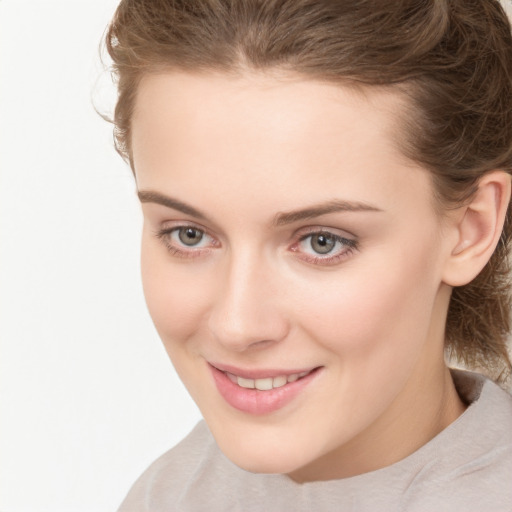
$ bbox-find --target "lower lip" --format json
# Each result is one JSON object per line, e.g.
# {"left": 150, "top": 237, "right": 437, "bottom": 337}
{"left": 209, "top": 365, "right": 321, "bottom": 415}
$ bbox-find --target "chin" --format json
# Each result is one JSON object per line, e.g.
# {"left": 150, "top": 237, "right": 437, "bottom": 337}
{"left": 231, "top": 453, "right": 304, "bottom": 476}
{"left": 213, "top": 431, "right": 311, "bottom": 476}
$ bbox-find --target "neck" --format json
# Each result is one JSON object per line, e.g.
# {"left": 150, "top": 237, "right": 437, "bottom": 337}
{"left": 289, "top": 285, "right": 467, "bottom": 483}
{"left": 289, "top": 359, "right": 467, "bottom": 483}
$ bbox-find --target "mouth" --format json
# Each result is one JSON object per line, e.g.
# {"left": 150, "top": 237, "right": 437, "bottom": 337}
{"left": 224, "top": 369, "right": 313, "bottom": 390}
{"left": 208, "top": 363, "right": 322, "bottom": 415}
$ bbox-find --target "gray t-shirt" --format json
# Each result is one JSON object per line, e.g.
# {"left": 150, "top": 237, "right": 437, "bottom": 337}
{"left": 118, "top": 370, "right": 512, "bottom": 511}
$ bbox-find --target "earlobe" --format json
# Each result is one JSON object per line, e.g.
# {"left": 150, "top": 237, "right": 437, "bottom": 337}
{"left": 442, "top": 171, "right": 511, "bottom": 287}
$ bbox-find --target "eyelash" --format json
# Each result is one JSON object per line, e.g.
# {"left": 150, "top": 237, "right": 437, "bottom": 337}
{"left": 154, "top": 226, "right": 358, "bottom": 265}
{"left": 155, "top": 225, "right": 217, "bottom": 259}
{"left": 292, "top": 230, "right": 358, "bottom": 265}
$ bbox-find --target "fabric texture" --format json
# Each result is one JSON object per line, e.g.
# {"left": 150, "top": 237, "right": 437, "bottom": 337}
{"left": 117, "top": 370, "right": 512, "bottom": 512}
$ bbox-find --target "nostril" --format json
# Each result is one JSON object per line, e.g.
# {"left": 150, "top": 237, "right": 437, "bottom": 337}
{"left": 207, "top": 309, "right": 289, "bottom": 351}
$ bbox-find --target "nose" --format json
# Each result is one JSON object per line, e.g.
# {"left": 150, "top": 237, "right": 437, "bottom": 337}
{"left": 207, "top": 249, "right": 290, "bottom": 352}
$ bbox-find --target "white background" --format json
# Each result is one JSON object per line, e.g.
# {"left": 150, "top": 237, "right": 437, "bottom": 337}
{"left": 0, "top": 1, "right": 201, "bottom": 511}
{"left": 2, "top": 1, "right": 512, "bottom": 511}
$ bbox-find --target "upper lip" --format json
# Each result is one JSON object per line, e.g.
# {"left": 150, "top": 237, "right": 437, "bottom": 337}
{"left": 209, "top": 362, "right": 320, "bottom": 380}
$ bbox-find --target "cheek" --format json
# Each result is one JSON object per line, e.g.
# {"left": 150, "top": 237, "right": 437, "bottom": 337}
{"left": 296, "top": 240, "right": 441, "bottom": 364}
{"left": 140, "top": 231, "right": 211, "bottom": 346}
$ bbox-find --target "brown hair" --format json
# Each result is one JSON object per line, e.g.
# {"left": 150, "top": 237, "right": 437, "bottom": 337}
{"left": 104, "top": 0, "right": 512, "bottom": 383}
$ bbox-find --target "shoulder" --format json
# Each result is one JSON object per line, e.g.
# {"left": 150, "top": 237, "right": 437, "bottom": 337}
{"left": 116, "top": 372, "right": 512, "bottom": 512}
{"left": 403, "top": 371, "right": 512, "bottom": 511}
{"left": 117, "top": 420, "right": 295, "bottom": 512}
{"left": 117, "top": 421, "right": 219, "bottom": 512}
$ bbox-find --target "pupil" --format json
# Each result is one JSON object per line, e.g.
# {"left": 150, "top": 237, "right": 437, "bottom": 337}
{"left": 311, "top": 234, "right": 335, "bottom": 254}
{"left": 179, "top": 228, "right": 203, "bottom": 246}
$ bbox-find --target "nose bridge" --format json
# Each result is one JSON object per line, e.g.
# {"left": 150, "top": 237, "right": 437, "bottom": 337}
{"left": 207, "top": 245, "right": 288, "bottom": 350}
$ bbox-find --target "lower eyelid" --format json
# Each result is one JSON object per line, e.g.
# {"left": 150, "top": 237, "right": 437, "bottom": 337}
{"left": 155, "top": 226, "right": 219, "bottom": 257}
{"left": 299, "top": 246, "right": 356, "bottom": 266}
{"left": 159, "top": 238, "right": 212, "bottom": 259}
{"left": 168, "top": 245, "right": 209, "bottom": 258}
{"left": 292, "top": 233, "right": 358, "bottom": 264}
{"left": 155, "top": 227, "right": 356, "bottom": 263}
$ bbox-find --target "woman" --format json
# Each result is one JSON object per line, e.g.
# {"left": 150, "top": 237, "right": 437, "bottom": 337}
{"left": 104, "top": 1, "right": 512, "bottom": 510}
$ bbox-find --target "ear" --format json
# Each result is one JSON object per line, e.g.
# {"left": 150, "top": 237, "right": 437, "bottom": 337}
{"left": 442, "top": 171, "right": 511, "bottom": 287}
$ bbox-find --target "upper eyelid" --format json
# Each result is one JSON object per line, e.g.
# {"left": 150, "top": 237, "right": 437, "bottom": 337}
{"left": 156, "top": 222, "right": 357, "bottom": 246}
{"left": 159, "top": 219, "right": 211, "bottom": 232}
{"left": 158, "top": 222, "right": 216, "bottom": 240}
{"left": 294, "top": 225, "right": 357, "bottom": 241}
{"left": 143, "top": 203, "right": 225, "bottom": 234}
{"left": 298, "top": 233, "right": 353, "bottom": 246}
{"left": 159, "top": 225, "right": 213, "bottom": 240}
{"left": 296, "top": 232, "right": 357, "bottom": 250}
{"left": 298, "top": 229, "right": 351, "bottom": 239}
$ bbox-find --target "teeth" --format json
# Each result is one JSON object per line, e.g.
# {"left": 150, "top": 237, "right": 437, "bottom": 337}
{"left": 237, "top": 376, "right": 255, "bottom": 389}
{"left": 229, "top": 370, "right": 312, "bottom": 390}
{"left": 226, "top": 372, "right": 238, "bottom": 384}
{"left": 273, "top": 376, "right": 287, "bottom": 388}
{"left": 255, "top": 378, "right": 273, "bottom": 391}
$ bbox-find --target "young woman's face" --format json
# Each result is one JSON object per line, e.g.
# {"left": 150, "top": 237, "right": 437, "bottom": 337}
{"left": 132, "top": 72, "right": 457, "bottom": 481}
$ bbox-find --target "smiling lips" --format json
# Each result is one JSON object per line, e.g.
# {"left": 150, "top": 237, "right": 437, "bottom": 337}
{"left": 209, "top": 364, "right": 321, "bottom": 415}
{"left": 225, "top": 370, "right": 312, "bottom": 390}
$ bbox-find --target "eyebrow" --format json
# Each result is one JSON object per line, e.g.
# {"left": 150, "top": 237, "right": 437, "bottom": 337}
{"left": 273, "top": 200, "right": 382, "bottom": 226}
{"left": 138, "top": 190, "right": 207, "bottom": 219}
{"left": 138, "top": 190, "right": 382, "bottom": 226}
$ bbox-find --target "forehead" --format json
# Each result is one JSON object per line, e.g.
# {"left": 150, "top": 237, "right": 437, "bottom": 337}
{"left": 132, "top": 71, "right": 404, "bottom": 162}
{"left": 131, "top": 71, "right": 432, "bottom": 216}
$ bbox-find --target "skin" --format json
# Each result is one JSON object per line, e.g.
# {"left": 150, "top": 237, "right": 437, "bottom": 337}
{"left": 131, "top": 71, "right": 472, "bottom": 483}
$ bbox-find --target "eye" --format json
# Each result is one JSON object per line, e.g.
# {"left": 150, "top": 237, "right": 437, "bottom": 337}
{"left": 308, "top": 233, "right": 338, "bottom": 254}
{"left": 177, "top": 227, "right": 205, "bottom": 246}
{"left": 292, "top": 230, "right": 358, "bottom": 265}
{"left": 155, "top": 225, "right": 218, "bottom": 257}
